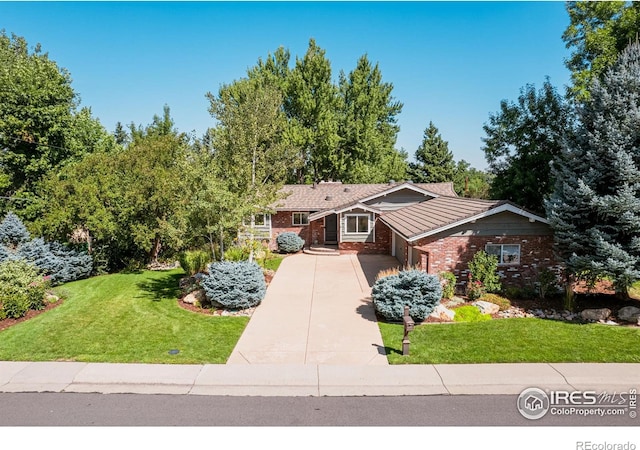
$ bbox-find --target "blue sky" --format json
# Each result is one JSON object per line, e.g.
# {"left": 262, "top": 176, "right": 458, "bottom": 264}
{"left": 1, "top": 1, "right": 572, "bottom": 170}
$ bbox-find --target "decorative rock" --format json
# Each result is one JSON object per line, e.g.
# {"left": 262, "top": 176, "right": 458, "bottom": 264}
{"left": 580, "top": 308, "right": 611, "bottom": 322}
{"left": 472, "top": 300, "right": 500, "bottom": 315}
{"left": 430, "top": 304, "right": 455, "bottom": 321}
{"left": 600, "top": 320, "right": 619, "bottom": 326}
{"left": 617, "top": 306, "right": 640, "bottom": 323}
{"left": 182, "top": 289, "right": 205, "bottom": 305}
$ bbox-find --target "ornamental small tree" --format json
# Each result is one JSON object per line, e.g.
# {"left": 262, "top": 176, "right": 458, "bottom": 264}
{"left": 372, "top": 269, "right": 442, "bottom": 322}
{"left": 201, "top": 261, "right": 266, "bottom": 309}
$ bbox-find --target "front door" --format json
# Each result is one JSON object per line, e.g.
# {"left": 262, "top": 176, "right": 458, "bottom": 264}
{"left": 324, "top": 214, "right": 338, "bottom": 244}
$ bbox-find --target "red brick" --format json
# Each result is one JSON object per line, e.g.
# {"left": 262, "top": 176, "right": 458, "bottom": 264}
{"left": 412, "top": 234, "right": 561, "bottom": 289}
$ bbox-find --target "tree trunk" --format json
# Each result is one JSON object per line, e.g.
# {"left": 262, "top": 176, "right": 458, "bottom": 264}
{"left": 149, "top": 236, "right": 162, "bottom": 264}
{"left": 219, "top": 226, "right": 225, "bottom": 261}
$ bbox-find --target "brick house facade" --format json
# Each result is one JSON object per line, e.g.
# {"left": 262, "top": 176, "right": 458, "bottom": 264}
{"left": 252, "top": 182, "right": 559, "bottom": 289}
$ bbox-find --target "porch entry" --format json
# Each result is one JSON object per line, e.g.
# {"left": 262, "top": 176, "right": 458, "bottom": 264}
{"left": 324, "top": 213, "right": 338, "bottom": 244}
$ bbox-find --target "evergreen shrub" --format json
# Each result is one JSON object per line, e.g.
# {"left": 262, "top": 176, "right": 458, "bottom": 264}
{"left": 179, "top": 250, "right": 211, "bottom": 275}
{"left": 276, "top": 232, "right": 304, "bottom": 253}
{"left": 0, "top": 213, "right": 92, "bottom": 284}
{"left": 372, "top": 269, "right": 442, "bottom": 322}
{"left": 201, "top": 261, "right": 266, "bottom": 309}
{"left": 0, "top": 212, "right": 31, "bottom": 248}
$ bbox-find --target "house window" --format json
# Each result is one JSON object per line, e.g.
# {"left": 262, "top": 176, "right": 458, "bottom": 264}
{"left": 243, "top": 214, "right": 270, "bottom": 227}
{"left": 292, "top": 212, "right": 309, "bottom": 226}
{"left": 486, "top": 244, "right": 520, "bottom": 265}
{"left": 345, "top": 214, "right": 370, "bottom": 234}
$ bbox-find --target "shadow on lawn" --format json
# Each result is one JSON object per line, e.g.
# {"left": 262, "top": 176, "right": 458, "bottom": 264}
{"left": 136, "top": 272, "right": 183, "bottom": 302}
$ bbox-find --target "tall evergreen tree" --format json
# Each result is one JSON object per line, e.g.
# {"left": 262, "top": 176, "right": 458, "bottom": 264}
{"left": 408, "top": 122, "right": 455, "bottom": 183}
{"left": 546, "top": 40, "right": 640, "bottom": 296}
{"left": 286, "top": 39, "right": 341, "bottom": 182}
{"left": 338, "top": 55, "right": 406, "bottom": 183}
{"left": 482, "top": 80, "right": 571, "bottom": 214}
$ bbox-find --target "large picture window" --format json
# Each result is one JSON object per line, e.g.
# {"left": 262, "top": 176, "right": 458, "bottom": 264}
{"left": 486, "top": 244, "right": 520, "bottom": 265}
{"left": 345, "top": 214, "right": 370, "bottom": 234}
{"left": 292, "top": 212, "right": 309, "bottom": 226}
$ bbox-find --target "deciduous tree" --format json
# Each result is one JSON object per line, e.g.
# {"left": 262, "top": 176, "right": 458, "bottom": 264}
{"left": 563, "top": 1, "right": 640, "bottom": 100}
{"left": 482, "top": 80, "right": 571, "bottom": 213}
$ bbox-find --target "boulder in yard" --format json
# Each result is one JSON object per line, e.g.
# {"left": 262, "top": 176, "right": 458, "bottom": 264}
{"left": 617, "top": 306, "right": 640, "bottom": 323}
{"left": 472, "top": 300, "right": 499, "bottom": 315}
{"left": 429, "top": 304, "right": 455, "bottom": 321}
{"left": 182, "top": 289, "right": 205, "bottom": 305}
{"left": 580, "top": 308, "right": 611, "bottom": 322}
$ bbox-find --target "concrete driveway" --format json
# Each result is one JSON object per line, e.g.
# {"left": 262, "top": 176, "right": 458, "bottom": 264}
{"left": 227, "top": 253, "right": 400, "bottom": 365}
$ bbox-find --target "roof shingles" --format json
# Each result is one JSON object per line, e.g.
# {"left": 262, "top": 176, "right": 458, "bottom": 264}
{"left": 274, "top": 182, "right": 457, "bottom": 211}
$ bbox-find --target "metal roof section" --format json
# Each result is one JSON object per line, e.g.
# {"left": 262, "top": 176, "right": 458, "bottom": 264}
{"left": 380, "top": 197, "right": 549, "bottom": 242}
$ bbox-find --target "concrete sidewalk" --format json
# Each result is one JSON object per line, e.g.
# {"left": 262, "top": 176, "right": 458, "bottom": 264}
{"left": 227, "top": 253, "right": 398, "bottom": 365}
{"left": 1, "top": 361, "right": 639, "bottom": 396}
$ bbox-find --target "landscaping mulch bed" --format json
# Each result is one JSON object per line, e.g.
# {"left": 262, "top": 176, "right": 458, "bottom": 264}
{"left": 0, "top": 300, "right": 63, "bottom": 332}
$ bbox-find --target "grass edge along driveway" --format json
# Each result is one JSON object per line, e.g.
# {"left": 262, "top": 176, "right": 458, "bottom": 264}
{"left": 380, "top": 318, "right": 640, "bottom": 364}
{"left": 0, "top": 269, "right": 248, "bottom": 364}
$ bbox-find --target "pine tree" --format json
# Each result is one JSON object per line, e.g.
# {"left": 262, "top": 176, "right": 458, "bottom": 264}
{"left": 408, "top": 122, "right": 455, "bottom": 183}
{"left": 0, "top": 212, "right": 31, "bottom": 248}
{"left": 546, "top": 40, "right": 640, "bottom": 296}
{"left": 338, "top": 55, "right": 406, "bottom": 183}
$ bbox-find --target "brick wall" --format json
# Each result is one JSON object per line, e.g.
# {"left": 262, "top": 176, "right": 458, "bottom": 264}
{"left": 270, "top": 212, "right": 309, "bottom": 250}
{"left": 339, "top": 219, "right": 392, "bottom": 254}
{"left": 413, "top": 234, "right": 561, "bottom": 289}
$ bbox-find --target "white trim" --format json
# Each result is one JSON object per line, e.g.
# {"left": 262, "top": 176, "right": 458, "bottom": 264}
{"left": 344, "top": 213, "right": 371, "bottom": 234}
{"left": 391, "top": 232, "right": 396, "bottom": 257}
{"left": 334, "top": 202, "right": 382, "bottom": 215}
{"left": 403, "top": 203, "right": 549, "bottom": 243}
{"left": 486, "top": 243, "right": 521, "bottom": 265}
{"left": 309, "top": 209, "right": 336, "bottom": 221}
{"left": 357, "top": 183, "right": 439, "bottom": 204}
{"left": 291, "top": 212, "right": 310, "bottom": 226}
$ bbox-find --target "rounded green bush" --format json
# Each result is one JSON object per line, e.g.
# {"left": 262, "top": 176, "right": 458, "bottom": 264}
{"left": 201, "top": 261, "right": 266, "bottom": 309}
{"left": 453, "top": 305, "right": 492, "bottom": 323}
{"left": 372, "top": 270, "right": 442, "bottom": 322}
{"left": 276, "top": 232, "right": 304, "bottom": 253}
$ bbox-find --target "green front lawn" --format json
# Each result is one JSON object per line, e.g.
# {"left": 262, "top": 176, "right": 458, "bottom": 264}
{"left": 0, "top": 269, "right": 248, "bottom": 364}
{"left": 380, "top": 318, "right": 640, "bottom": 364}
